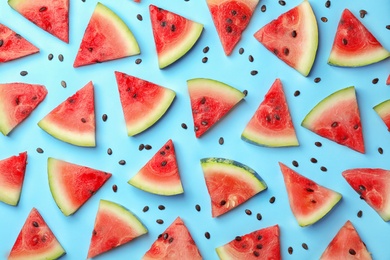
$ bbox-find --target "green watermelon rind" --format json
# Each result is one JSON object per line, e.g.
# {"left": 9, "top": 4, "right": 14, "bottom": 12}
{"left": 241, "top": 132, "right": 299, "bottom": 147}
{"left": 128, "top": 174, "right": 184, "bottom": 196}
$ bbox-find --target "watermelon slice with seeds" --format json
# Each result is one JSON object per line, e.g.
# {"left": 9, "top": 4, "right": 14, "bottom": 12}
{"left": 0, "top": 152, "right": 27, "bottom": 206}
{"left": 47, "top": 157, "right": 112, "bottom": 216}
{"left": 73, "top": 2, "right": 140, "bottom": 67}
{"left": 279, "top": 162, "right": 342, "bottom": 227}
{"left": 254, "top": 1, "right": 318, "bottom": 76}
{"left": 149, "top": 4, "right": 203, "bottom": 69}
{"left": 8, "top": 0, "right": 69, "bottom": 43}
{"left": 206, "top": 0, "right": 259, "bottom": 56}
{"left": 201, "top": 158, "right": 267, "bottom": 218}
{"left": 114, "top": 71, "right": 176, "bottom": 136}
{"left": 8, "top": 208, "right": 66, "bottom": 260}
{"left": 328, "top": 9, "right": 390, "bottom": 67}
{"left": 87, "top": 199, "right": 148, "bottom": 258}
{"left": 128, "top": 139, "right": 183, "bottom": 196}
{"left": 301, "top": 86, "right": 365, "bottom": 153}
{"left": 373, "top": 99, "right": 390, "bottom": 131}
{"left": 187, "top": 78, "right": 245, "bottom": 138}
{"left": 38, "top": 81, "right": 96, "bottom": 147}
{"left": 241, "top": 78, "right": 299, "bottom": 147}
{"left": 0, "top": 83, "right": 47, "bottom": 136}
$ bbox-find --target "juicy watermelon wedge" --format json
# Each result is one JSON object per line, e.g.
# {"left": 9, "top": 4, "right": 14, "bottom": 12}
{"left": 87, "top": 200, "right": 148, "bottom": 259}
{"left": 0, "top": 152, "right": 27, "bottom": 206}
{"left": 38, "top": 81, "right": 96, "bottom": 147}
{"left": 279, "top": 163, "right": 342, "bottom": 227}
{"left": 320, "top": 221, "right": 372, "bottom": 259}
{"left": 8, "top": 208, "right": 66, "bottom": 260}
{"left": 143, "top": 217, "right": 202, "bottom": 260}
{"left": 342, "top": 168, "right": 390, "bottom": 221}
{"left": 201, "top": 158, "right": 267, "bottom": 218}
{"left": 301, "top": 86, "right": 365, "bottom": 153}
{"left": 114, "top": 71, "right": 176, "bottom": 136}
{"left": 216, "top": 225, "right": 281, "bottom": 260}
{"left": 207, "top": 0, "right": 259, "bottom": 56}
{"left": 0, "top": 83, "right": 47, "bottom": 136}
{"left": 47, "top": 157, "right": 112, "bottom": 216}
{"left": 73, "top": 2, "right": 140, "bottom": 67}
{"left": 8, "top": 0, "right": 69, "bottom": 43}
{"left": 373, "top": 99, "right": 390, "bottom": 132}
{"left": 128, "top": 139, "right": 183, "bottom": 196}
{"left": 254, "top": 1, "right": 318, "bottom": 76}
{"left": 241, "top": 78, "right": 299, "bottom": 147}
{"left": 328, "top": 9, "right": 390, "bottom": 67}
{"left": 188, "top": 78, "right": 245, "bottom": 138}
{"left": 149, "top": 5, "right": 203, "bottom": 69}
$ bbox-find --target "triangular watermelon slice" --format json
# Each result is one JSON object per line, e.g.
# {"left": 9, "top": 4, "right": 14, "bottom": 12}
{"left": 0, "top": 82, "right": 47, "bottom": 136}
{"left": 47, "top": 157, "right": 112, "bottom": 216}
{"left": 114, "top": 71, "right": 176, "bottom": 136}
{"left": 8, "top": 0, "right": 69, "bottom": 43}
{"left": 143, "top": 217, "right": 202, "bottom": 260}
{"left": 206, "top": 0, "right": 259, "bottom": 56}
{"left": 320, "top": 221, "right": 372, "bottom": 259}
{"left": 342, "top": 168, "right": 390, "bottom": 221}
{"left": 254, "top": 1, "right": 318, "bottom": 76}
{"left": 241, "top": 78, "right": 299, "bottom": 147}
{"left": 373, "top": 99, "right": 390, "bottom": 132}
{"left": 0, "top": 152, "right": 27, "bottom": 206}
{"left": 149, "top": 5, "right": 203, "bottom": 69}
{"left": 0, "top": 23, "right": 39, "bottom": 62}
{"left": 187, "top": 78, "right": 245, "bottom": 138}
{"left": 8, "top": 208, "right": 66, "bottom": 260}
{"left": 38, "top": 81, "right": 96, "bottom": 147}
{"left": 328, "top": 9, "right": 390, "bottom": 67}
{"left": 128, "top": 139, "right": 183, "bottom": 196}
{"left": 87, "top": 199, "right": 148, "bottom": 258}
{"left": 279, "top": 162, "right": 342, "bottom": 227}
{"left": 73, "top": 2, "right": 140, "bottom": 67}
{"left": 301, "top": 86, "right": 365, "bottom": 153}
{"left": 216, "top": 225, "right": 281, "bottom": 259}
{"left": 201, "top": 157, "right": 267, "bottom": 218}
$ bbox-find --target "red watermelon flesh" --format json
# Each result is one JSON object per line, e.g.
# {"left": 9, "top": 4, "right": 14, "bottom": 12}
{"left": 342, "top": 168, "right": 390, "bottom": 221}
{"left": 0, "top": 83, "right": 47, "bottom": 136}
{"left": 320, "top": 220, "right": 372, "bottom": 260}
{"left": 0, "top": 152, "right": 27, "bottom": 206}
{"left": 8, "top": 208, "right": 66, "bottom": 260}
{"left": 207, "top": 0, "right": 259, "bottom": 56}
{"left": 216, "top": 225, "right": 281, "bottom": 260}
{"left": 143, "top": 217, "right": 202, "bottom": 260}
{"left": 8, "top": 0, "right": 69, "bottom": 43}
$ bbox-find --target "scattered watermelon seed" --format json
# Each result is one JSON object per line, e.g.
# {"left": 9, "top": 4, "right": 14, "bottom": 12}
{"left": 202, "top": 57, "right": 208, "bottom": 63}
{"left": 158, "top": 205, "right": 165, "bottom": 210}
{"left": 269, "top": 196, "right": 276, "bottom": 204}
{"left": 372, "top": 78, "right": 379, "bottom": 84}
{"left": 243, "top": 90, "right": 248, "bottom": 96}
{"left": 357, "top": 210, "right": 363, "bottom": 218}
{"left": 248, "top": 55, "right": 254, "bottom": 62}
{"left": 195, "top": 204, "right": 201, "bottom": 212}
{"left": 310, "top": 158, "right": 318, "bottom": 163}
{"left": 349, "top": 248, "right": 356, "bottom": 255}
{"left": 386, "top": 25, "right": 390, "bottom": 30}
{"left": 245, "top": 209, "right": 252, "bottom": 215}
{"left": 256, "top": 213, "right": 262, "bottom": 220}
{"left": 20, "top": 71, "right": 28, "bottom": 76}
{"left": 112, "top": 184, "right": 117, "bottom": 192}
{"left": 48, "top": 53, "right": 53, "bottom": 60}
{"left": 261, "top": 5, "right": 266, "bottom": 12}
{"left": 314, "top": 77, "right": 321, "bottom": 83}
{"left": 315, "top": 141, "right": 322, "bottom": 147}
{"left": 142, "top": 206, "right": 149, "bottom": 212}
{"left": 320, "top": 166, "right": 327, "bottom": 172}
{"left": 278, "top": 0, "right": 286, "bottom": 6}
{"left": 145, "top": 144, "right": 152, "bottom": 150}
{"left": 250, "top": 70, "right": 258, "bottom": 76}
{"left": 107, "top": 148, "right": 112, "bottom": 155}
{"left": 292, "top": 160, "right": 299, "bottom": 167}
{"left": 36, "top": 147, "right": 44, "bottom": 153}
{"left": 378, "top": 147, "right": 383, "bottom": 154}
{"left": 156, "top": 219, "right": 164, "bottom": 224}
{"left": 288, "top": 247, "right": 293, "bottom": 254}
{"left": 181, "top": 123, "right": 188, "bottom": 129}
{"left": 219, "top": 137, "right": 224, "bottom": 145}
{"left": 102, "top": 114, "right": 108, "bottom": 122}
{"left": 239, "top": 47, "right": 244, "bottom": 54}
{"left": 58, "top": 54, "right": 64, "bottom": 62}
{"left": 135, "top": 58, "right": 142, "bottom": 64}
{"left": 118, "top": 160, "right": 126, "bottom": 165}
{"left": 325, "top": 0, "right": 331, "bottom": 8}
{"left": 302, "top": 243, "right": 309, "bottom": 250}
{"left": 294, "top": 90, "right": 300, "bottom": 97}
{"left": 139, "top": 144, "right": 145, "bottom": 151}
{"left": 359, "top": 10, "right": 367, "bottom": 18}
{"left": 60, "top": 80, "right": 67, "bottom": 88}
{"left": 136, "top": 14, "right": 143, "bottom": 21}
{"left": 203, "top": 46, "right": 209, "bottom": 53}
{"left": 205, "top": 232, "right": 210, "bottom": 239}
{"left": 321, "top": 17, "right": 328, "bottom": 23}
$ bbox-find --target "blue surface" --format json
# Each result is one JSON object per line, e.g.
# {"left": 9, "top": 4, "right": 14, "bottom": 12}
{"left": 0, "top": 0, "right": 389, "bottom": 259}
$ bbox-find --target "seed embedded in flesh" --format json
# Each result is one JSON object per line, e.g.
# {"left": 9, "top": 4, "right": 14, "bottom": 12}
{"left": 331, "top": 122, "right": 338, "bottom": 127}
{"left": 161, "top": 161, "right": 167, "bottom": 166}
{"left": 81, "top": 118, "right": 87, "bottom": 123}
{"left": 342, "top": 38, "right": 348, "bottom": 45}
{"left": 39, "top": 6, "right": 47, "bottom": 12}
{"left": 226, "top": 26, "right": 233, "bottom": 33}
{"left": 200, "top": 97, "right": 206, "bottom": 104}
{"left": 32, "top": 221, "right": 39, "bottom": 227}
{"left": 0, "top": 39, "right": 3, "bottom": 47}
{"left": 235, "top": 236, "right": 242, "bottom": 241}
{"left": 220, "top": 200, "right": 226, "bottom": 206}
{"left": 291, "top": 30, "right": 297, "bottom": 38}
{"left": 349, "top": 248, "right": 356, "bottom": 255}
{"left": 253, "top": 251, "right": 260, "bottom": 257}
{"left": 283, "top": 48, "right": 289, "bottom": 56}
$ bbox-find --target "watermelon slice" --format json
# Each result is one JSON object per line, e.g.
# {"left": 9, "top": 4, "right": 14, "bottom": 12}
{"left": 8, "top": 0, "right": 69, "bottom": 43}
{"left": 0, "top": 152, "right": 27, "bottom": 206}
{"left": 38, "top": 81, "right": 96, "bottom": 147}
{"left": 8, "top": 208, "right": 66, "bottom": 260}
{"left": 0, "top": 23, "right": 39, "bottom": 62}
{"left": 254, "top": 1, "right": 318, "bottom": 76}
{"left": 279, "top": 163, "right": 342, "bottom": 227}
{"left": 201, "top": 158, "right": 267, "bottom": 218}
{"left": 0, "top": 82, "right": 47, "bottom": 136}
{"left": 187, "top": 78, "right": 245, "bottom": 138}
{"left": 241, "top": 78, "right": 299, "bottom": 147}
{"left": 73, "top": 2, "right": 140, "bottom": 67}
{"left": 114, "top": 71, "right": 176, "bottom": 136}
{"left": 87, "top": 199, "right": 148, "bottom": 258}
{"left": 149, "top": 4, "right": 203, "bottom": 69}
{"left": 216, "top": 225, "right": 281, "bottom": 260}
{"left": 301, "top": 86, "right": 365, "bottom": 153}
{"left": 47, "top": 157, "right": 112, "bottom": 216}
{"left": 320, "top": 220, "right": 372, "bottom": 259}
{"left": 206, "top": 0, "right": 259, "bottom": 56}
{"left": 128, "top": 139, "right": 183, "bottom": 196}
{"left": 143, "top": 217, "right": 202, "bottom": 260}
{"left": 373, "top": 99, "right": 390, "bottom": 131}
{"left": 342, "top": 168, "right": 390, "bottom": 221}
{"left": 328, "top": 9, "right": 390, "bottom": 67}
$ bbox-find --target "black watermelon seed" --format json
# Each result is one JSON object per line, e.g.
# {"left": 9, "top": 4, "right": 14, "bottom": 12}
{"left": 261, "top": 5, "right": 266, "bottom": 12}
{"left": 331, "top": 122, "right": 338, "bottom": 127}
{"left": 135, "top": 58, "right": 142, "bottom": 64}
{"left": 181, "top": 123, "right": 188, "bottom": 129}
{"left": 294, "top": 90, "right": 300, "bottom": 97}
{"left": 168, "top": 237, "right": 174, "bottom": 243}
{"left": 36, "top": 147, "right": 44, "bottom": 153}
{"left": 257, "top": 235, "right": 263, "bottom": 240}
{"left": 315, "top": 141, "right": 322, "bottom": 147}
{"left": 195, "top": 204, "right": 201, "bottom": 212}
{"left": 291, "top": 30, "right": 297, "bottom": 38}
{"left": 15, "top": 34, "right": 21, "bottom": 39}
{"left": 107, "top": 148, "right": 112, "bottom": 155}
{"left": 235, "top": 236, "right": 242, "bottom": 241}
{"left": 359, "top": 185, "right": 366, "bottom": 191}
{"left": 283, "top": 48, "right": 289, "bottom": 56}
{"left": 342, "top": 38, "right": 348, "bottom": 45}
{"left": 372, "top": 78, "right": 379, "bottom": 84}
{"left": 137, "top": 14, "right": 143, "bottom": 21}
{"left": 310, "top": 158, "right": 318, "bottom": 163}
{"left": 349, "top": 248, "right": 356, "bottom": 255}
{"left": 292, "top": 160, "right": 299, "bottom": 167}
{"left": 302, "top": 243, "right": 309, "bottom": 250}
{"left": 239, "top": 48, "right": 244, "bottom": 54}
{"left": 306, "top": 188, "right": 314, "bottom": 192}
{"left": 226, "top": 26, "right": 233, "bottom": 33}
{"left": 102, "top": 114, "right": 108, "bottom": 122}
{"left": 243, "top": 90, "right": 248, "bottom": 96}
{"left": 161, "top": 161, "right": 167, "bottom": 166}
{"left": 248, "top": 55, "right": 254, "bottom": 62}
{"left": 203, "top": 46, "right": 210, "bottom": 53}
{"left": 359, "top": 10, "right": 367, "bottom": 18}
{"left": 171, "top": 25, "right": 176, "bottom": 32}
{"left": 250, "top": 70, "right": 258, "bottom": 76}
{"left": 163, "top": 233, "right": 168, "bottom": 240}
{"left": 314, "top": 77, "right": 321, "bottom": 83}
{"left": 81, "top": 0, "right": 85, "bottom": 2}
{"left": 32, "top": 221, "right": 39, "bottom": 227}
{"left": 48, "top": 53, "right": 53, "bottom": 60}
{"left": 145, "top": 144, "right": 152, "bottom": 150}
{"left": 278, "top": 0, "right": 286, "bottom": 6}
{"left": 200, "top": 97, "right": 206, "bottom": 104}
{"left": 219, "top": 137, "right": 224, "bottom": 145}
{"left": 387, "top": 25, "right": 390, "bottom": 30}
{"left": 60, "top": 80, "right": 67, "bottom": 88}
{"left": 156, "top": 219, "right": 164, "bottom": 224}
{"left": 81, "top": 118, "right": 87, "bottom": 123}
{"left": 256, "top": 213, "right": 262, "bottom": 220}
{"left": 157, "top": 234, "right": 162, "bottom": 239}
{"left": 320, "top": 166, "right": 327, "bottom": 172}
{"left": 158, "top": 205, "right": 165, "bottom": 210}
{"left": 20, "top": 71, "right": 28, "bottom": 76}
{"left": 325, "top": 0, "right": 331, "bottom": 8}
{"left": 357, "top": 210, "right": 363, "bottom": 218}
{"left": 256, "top": 244, "right": 263, "bottom": 249}
{"left": 220, "top": 200, "right": 226, "bottom": 206}
{"left": 378, "top": 147, "right": 383, "bottom": 154}
{"left": 269, "top": 196, "right": 276, "bottom": 204}
{"left": 0, "top": 39, "right": 3, "bottom": 47}
{"left": 201, "top": 121, "right": 208, "bottom": 126}
{"left": 288, "top": 247, "right": 293, "bottom": 254}
{"left": 142, "top": 206, "right": 149, "bottom": 212}
{"left": 321, "top": 17, "right": 328, "bottom": 23}
{"left": 118, "top": 160, "right": 126, "bottom": 165}
{"left": 139, "top": 144, "right": 145, "bottom": 151}
{"left": 112, "top": 184, "right": 118, "bottom": 192}
{"left": 58, "top": 54, "right": 64, "bottom": 62}
{"left": 205, "top": 232, "right": 210, "bottom": 239}
{"left": 39, "top": 6, "right": 47, "bottom": 12}
{"left": 245, "top": 209, "right": 252, "bottom": 215}
{"left": 253, "top": 251, "right": 260, "bottom": 257}
{"left": 202, "top": 57, "right": 208, "bottom": 63}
